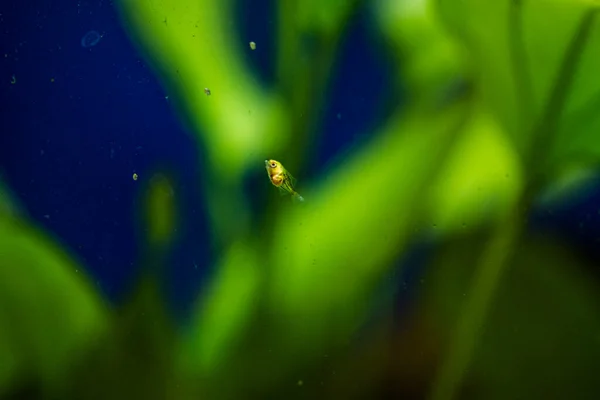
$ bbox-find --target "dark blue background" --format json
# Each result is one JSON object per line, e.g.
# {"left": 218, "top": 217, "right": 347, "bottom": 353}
{"left": 1, "top": 0, "right": 599, "bottom": 326}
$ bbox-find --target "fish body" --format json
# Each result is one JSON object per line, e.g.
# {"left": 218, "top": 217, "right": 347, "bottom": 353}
{"left": 265, "top": 159, "right": 304, "bottom": 202}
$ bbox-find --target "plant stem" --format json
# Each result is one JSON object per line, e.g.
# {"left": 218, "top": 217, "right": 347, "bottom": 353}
{"left": 428, "top": 6, "right": 598, "bottom": 400}
{"left": 428, "top": 194, "right": 527, "bottom": 400}
{"left": 528, "top": 8, "right": 598, "bottom": 176}
{"left": 508, "top": 0, "right": 534, "bottom": 133}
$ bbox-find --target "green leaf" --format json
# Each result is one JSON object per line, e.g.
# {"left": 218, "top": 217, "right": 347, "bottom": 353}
{"left": 0, "top": 214, "right": 108, "bottom": 396}
{"left": 181, "top": 241, "right": 261, "bottom": 375}
{"left": 426, "top": 108, "right": 523, "bottom": 235}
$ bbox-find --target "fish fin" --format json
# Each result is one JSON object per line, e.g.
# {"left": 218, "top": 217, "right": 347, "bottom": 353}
{"left": 277, "top": 186, "right": 288, "bottom": 196}
{"left": 286, "top": 171, "right": 297, "bottom": 188}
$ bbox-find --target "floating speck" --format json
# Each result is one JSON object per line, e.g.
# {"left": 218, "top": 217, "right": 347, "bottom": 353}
{"left": 249, "top": 41, "right": 256, "bottom": 50}
{"left": 133, "top": 173, "right": 138, "bottom": 181}
{"left": 204, "top": 87, "right": 211, "bottom": 96}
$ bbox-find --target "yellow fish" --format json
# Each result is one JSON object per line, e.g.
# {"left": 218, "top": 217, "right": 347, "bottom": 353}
{"left": 265, "top": 159, "right": 304, "bottom": 202}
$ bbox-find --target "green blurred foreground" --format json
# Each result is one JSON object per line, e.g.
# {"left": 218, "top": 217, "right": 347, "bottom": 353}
{"left": 3, "top": 0, "right": 600, "bottom": 399}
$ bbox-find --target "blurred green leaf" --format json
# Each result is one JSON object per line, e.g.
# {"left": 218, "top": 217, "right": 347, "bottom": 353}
{"left": 424, "top": 231, "right": 600, "bottom": 399}
{"left": 0, "top": 215, "right": 108, "bottom": 396}
{"left": 374, "top": 0, "right": 469, "bottom": 105}
{"left": 426, "top": 108, "right": 523, "bottom": 235}
{"left": 115, "top": 0, "right": 287, "bottom": 180}
{"left": 435, "top": 0, "right": 600, "bottom": 172}
{"left": 265, "top": 101, "right": 469, "bottom": 364}
{"left": 143, "top": 173, "right": 177, "bottom": 248}
{"left": 295, "top": 0, "right": 359, "bottom": 36}
{"left": 182, "top": 241, "right": 261, "bottom": 374}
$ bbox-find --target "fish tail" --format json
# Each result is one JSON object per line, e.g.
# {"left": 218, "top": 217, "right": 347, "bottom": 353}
{"left": 292, "top": 192, "right": 305, "bottom": 203}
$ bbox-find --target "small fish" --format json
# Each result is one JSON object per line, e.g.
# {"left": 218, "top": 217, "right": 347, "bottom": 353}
{"left": 265, "top": 159, "right": 304, "bottom": 202}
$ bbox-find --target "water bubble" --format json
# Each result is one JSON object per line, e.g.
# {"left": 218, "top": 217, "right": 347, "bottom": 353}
{"left": 81, "top": 30, "right": 102, "bottom": 48}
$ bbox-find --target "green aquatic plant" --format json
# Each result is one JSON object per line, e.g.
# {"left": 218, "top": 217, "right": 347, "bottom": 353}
{"left": 2, "top": 0, "right": 600, "bottom": 399}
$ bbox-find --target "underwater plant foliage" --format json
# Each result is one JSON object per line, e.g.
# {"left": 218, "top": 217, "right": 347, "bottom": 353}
{"left": 2, "top": 0, "right": 600, "bottom": 399}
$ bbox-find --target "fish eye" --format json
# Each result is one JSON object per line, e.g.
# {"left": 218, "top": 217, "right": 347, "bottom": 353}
{"left": 270, "top": 162, "right": 277, "bottom": 168}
